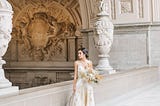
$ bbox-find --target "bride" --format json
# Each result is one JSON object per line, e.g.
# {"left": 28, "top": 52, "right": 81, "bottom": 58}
{"left": 67, "top": 48, "right": 95, "bottom": 106}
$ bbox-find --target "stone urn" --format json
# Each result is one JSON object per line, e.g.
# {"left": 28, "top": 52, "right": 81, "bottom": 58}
{"left": 0, "top": 0, "right": 18, "bottom": 95}
{"left": 94, "top": 0, "right": 115, "bottom": 74}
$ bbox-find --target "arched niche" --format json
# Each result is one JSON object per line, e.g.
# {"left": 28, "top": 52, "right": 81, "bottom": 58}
{"left": 6, "top": 0, "right": 83, "bottom": 63}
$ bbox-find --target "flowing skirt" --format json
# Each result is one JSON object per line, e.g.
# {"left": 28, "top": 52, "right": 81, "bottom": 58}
{"left": 67, "top": 79, "right": 95, "bottom": 106}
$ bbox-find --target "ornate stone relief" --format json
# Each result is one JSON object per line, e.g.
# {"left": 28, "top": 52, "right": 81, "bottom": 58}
{"left": 90, "top": 0, "right": 111, "bottom": 28}
{"left": 120, "top": 0, "right": 133, "bottom": 14}
{"left": 110, "top": 0, "right": 149, "bottom": 24}
{"left": 8, "top": 0, "right": 80, "bottom": 62}
{"left": 0, "top": 16, "right": 12, "bottom": 56}
{"left": 92, "top": 0, "right": 110, "bottom": 18}
{"left": 94, "top": 0, "right": 115, "bottom": 74}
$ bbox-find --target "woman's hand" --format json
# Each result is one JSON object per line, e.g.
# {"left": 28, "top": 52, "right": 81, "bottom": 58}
{"left": 73, "top": 85, "right": 76, "bottom": 93}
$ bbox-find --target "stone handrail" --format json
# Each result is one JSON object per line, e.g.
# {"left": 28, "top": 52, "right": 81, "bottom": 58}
{"left": 0, "top": 67, "right": 159, "bottom": 106}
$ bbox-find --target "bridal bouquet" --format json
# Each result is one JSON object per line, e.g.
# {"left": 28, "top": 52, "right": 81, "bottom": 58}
{"left": 80, "top": 69, "right": 103, "bottom": 84}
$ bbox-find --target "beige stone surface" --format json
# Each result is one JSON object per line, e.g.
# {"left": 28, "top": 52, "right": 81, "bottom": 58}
{"left": 0, "top": 67, "right": 159, "bottom": 106}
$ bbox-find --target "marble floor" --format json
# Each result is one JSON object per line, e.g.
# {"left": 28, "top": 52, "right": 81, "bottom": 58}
{"left": 98, "top": 82, "right": 160, "bottom": 106}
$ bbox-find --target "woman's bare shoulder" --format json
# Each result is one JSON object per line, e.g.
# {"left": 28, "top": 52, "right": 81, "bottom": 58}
{"left": 74, "top": 60, "right": 79, "bottom": 65}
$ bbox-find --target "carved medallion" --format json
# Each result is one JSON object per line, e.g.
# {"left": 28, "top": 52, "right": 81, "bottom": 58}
{"left": 120, "top": 0, "right": 133, "bottom": 14}
{"left": 9, "top": 1, "right": 78, "bottom": 61}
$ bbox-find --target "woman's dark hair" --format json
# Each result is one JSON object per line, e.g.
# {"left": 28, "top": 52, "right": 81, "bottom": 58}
{"left": 78, "top": 47, "right": 89, "bottom": 58}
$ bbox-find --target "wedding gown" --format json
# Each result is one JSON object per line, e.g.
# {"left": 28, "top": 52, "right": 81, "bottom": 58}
{"left": 68, "top": 60, "right": 95, "bottom": 106}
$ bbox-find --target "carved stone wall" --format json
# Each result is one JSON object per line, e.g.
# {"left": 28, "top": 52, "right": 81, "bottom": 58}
{"left": 5, "top": 0, "right": 82, "bottom": 63}
{"left": 75, "top": 0, "right": 160, "bottom": 70}
{"left": 110, "top": 0, "right": 151, "bottom": 24}
{"left": 109, "top": 0, "right": 160, "bottom": 24}
{"left": 5, "top": 0, "right": 160, "bottom": 89}
{"left": 5, "top": 68, "right": 73, "bottom": 89}
{"left": 2, "top": 0, "right": 83, "bottom": 89}
{"left": 88, "top": 0, "right": 152, "bottom": 26}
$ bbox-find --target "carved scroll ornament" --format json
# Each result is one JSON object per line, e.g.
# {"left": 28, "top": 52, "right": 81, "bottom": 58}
{"left": 11, "top": 3, "right": 76, "bottom": 61}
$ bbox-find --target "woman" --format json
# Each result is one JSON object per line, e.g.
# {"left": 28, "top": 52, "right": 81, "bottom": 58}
{"left": 68, "top": 48, "right": 95, "bottom": 106}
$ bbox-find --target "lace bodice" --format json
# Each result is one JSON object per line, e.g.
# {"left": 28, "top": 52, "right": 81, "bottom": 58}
{"left": 77, "top": 60, "right": 91, "bottom": 79}
{"left": 77, "top": 60, "right": 90, "bottom": 71}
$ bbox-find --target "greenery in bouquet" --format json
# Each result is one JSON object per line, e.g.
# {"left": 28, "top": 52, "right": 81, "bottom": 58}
{"left": 80, "top": 69, "right": 103, "bottom": 84}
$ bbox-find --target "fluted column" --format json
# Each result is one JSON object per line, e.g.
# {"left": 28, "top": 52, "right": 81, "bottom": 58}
{"left": 0, "top": 0, "right": 18, "bottom": 96}
{"left": 94, "top": 0, "right": 116, "bottom": 74}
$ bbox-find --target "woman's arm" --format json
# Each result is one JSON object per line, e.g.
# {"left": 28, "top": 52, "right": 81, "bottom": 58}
{"left": 73, "top": 61, "right": 78, "bottom": 93}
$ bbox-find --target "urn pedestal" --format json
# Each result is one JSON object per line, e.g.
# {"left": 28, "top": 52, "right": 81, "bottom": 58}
{"left": 0, "top": 0, "right": 18, "bottom": 96}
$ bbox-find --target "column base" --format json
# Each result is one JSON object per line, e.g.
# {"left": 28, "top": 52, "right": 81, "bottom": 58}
{"left": 0, "top": 86, "right": 19, "bottom": 96}
{"left": 107, "top": 69, "right": 116, "bottom": 74}
{"left": 0, "top": 79, "right": 12, "bottom": 88}
{"left": 96, "top": 57, "right": 116, "bottom": 74}
{"left": 95, "top": 67, "right": 116, "bottom": 75}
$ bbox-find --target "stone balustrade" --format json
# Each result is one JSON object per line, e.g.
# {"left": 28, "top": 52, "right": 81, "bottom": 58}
{"left": 0, "top": 66, "right": 159, "bottom": 106}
